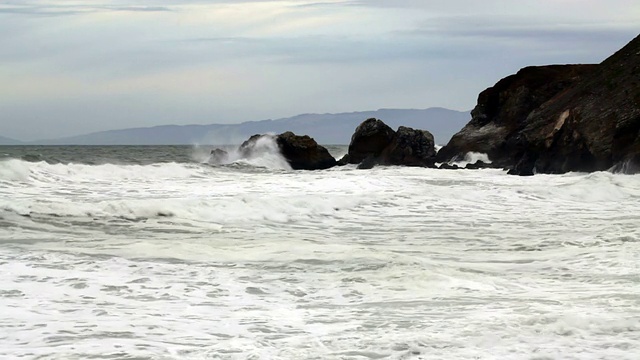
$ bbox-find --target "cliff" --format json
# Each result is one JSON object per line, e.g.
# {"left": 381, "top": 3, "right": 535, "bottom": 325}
{"left": 437, "top": 34, "right": 640, "bottom": 174}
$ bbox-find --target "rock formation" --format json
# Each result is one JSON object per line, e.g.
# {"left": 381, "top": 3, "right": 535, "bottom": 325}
{"left": 436, "top": 65, "right": 597, "bottom": 167}
{"left": 340, "top": 119, "right": 437, "bottom": 168}
{"left": 210, "top": 148, "right": 229, "bottom": 163}
{"left": 511, "top": 34, "right": 640, "bottom": 175}
{"left": 380, "top": 126, "right": 437, "bottom": 167}
{"left": 238, "top": 132, "right": 337, "bottom": 170}
{"left": 437, "top": 34, "right": 640, "bottom": 175}
{"left": 343, "top": 119, "right": 396, "bottom": 164}
{"left": 275, "top": 132, "right": 337, "bottom": 170}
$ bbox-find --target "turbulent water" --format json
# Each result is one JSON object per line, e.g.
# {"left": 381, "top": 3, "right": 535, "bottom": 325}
{"left": 1, "top": 145, "right": 639, "bottom": 360}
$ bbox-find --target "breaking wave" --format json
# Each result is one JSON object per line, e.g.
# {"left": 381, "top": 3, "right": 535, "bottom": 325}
{"left": 197, "top": 136, "right": 291, "bottom": 170}
{"left": 444, "top": 151, "right": 493, "bottom": 167}
{"left": 2, "top": 145, "right": 640, "bottom": 359}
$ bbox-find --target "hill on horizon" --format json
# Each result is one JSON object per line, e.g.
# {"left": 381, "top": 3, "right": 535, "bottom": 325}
{"left": 0, "top": 135, "right": 22, "bottom": 145}
{"left": 30, "top": 108, "right": 470, "bottom": 146}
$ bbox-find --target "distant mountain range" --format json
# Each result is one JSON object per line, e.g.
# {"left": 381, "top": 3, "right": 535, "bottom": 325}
{"left": 0, "top": 135, "right": 22, "bottom": 145}
{"left": 3, "top": 108, "right": 470, "bottom": 146}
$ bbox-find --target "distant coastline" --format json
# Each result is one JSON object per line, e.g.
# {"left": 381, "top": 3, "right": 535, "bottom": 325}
{"left": 0, "top": 108, "right": 469, "bottom": 146}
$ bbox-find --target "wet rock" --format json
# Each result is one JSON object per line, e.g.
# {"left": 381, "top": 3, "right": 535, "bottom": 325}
{"left": 436, "top": 64, "right": 597, "bottom": 167}
{"left": 507, "top": 155, "right": 535, "bottom": 176}
{"left": 439, "top": 163, "right": 461, "bottom": 170}
{"left": 512, "top": 34, "right": 640, "bottom": 174}
{"left": 209, "top": 148, "right": 229, "bottom": 164}
{"left": 437, "top": 33, "right": 640, "bottom": 175}
{"left": 465, "top": 160, "right": 492, "bottom": 170}
{"left": 380, "top": 126, "right": 436, "bottom": 167}
{"left": 235, "top": 132, "right": 337, "bottom": 170}
{"left": 356, "top": 155, "right": 378, "bottom": 169}
{"left": 337, "top": 154, "right": 350, "bottom": 166}
{"left": 343, "top": 119, "right": 437, "bottom": 168}
{"left": 275, "top": 131, "right": 337, "bottom": 170}
{"left": 345, "top": 118, "right": 396, "bottom": 164}
{"left": 238, "top": 134, "right": 265, "bottom": 158}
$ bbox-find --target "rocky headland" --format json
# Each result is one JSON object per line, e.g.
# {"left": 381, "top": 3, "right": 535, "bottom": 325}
{"left": 438, "top": 34, "right": 640, "bottom": 175}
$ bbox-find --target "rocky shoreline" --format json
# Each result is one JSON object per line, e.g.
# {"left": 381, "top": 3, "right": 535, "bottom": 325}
{"left": 213, "top": 34, "right": 639, "bottom": 175}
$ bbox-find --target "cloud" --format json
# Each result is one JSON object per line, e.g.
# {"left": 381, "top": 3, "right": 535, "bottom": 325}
{"left": 0, "top": 0, "right": 639, "bottom": 140}
{"left": 0, "top": 3, "right": 172, "bottom": 17}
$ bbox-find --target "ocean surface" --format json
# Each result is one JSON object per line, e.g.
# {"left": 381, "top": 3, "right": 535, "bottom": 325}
{"left": 0, "top": 144, "right": 639, "bottom": 360}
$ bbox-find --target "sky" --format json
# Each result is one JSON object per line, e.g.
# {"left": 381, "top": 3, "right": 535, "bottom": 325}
{"left": 0, "top": 0, "right": 638, "bottom": 141}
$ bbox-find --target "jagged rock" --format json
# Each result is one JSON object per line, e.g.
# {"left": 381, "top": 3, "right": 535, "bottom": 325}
{"left": 465, "top": 160, "right": 492, "bottom": 170}
{"left": 236, "top": 132, "right": 337, "bottom": 170}
{"left": 437, "top": 33, "right": 640, "bottom": 175}
{"left": 239, "top": 134, "right": 265, "bottom": 157}
{"left": 275, "top": 131, "right": 337, "bottom": 170}
{"left": 337, "top": 154, "right": 350, "bottom": 166}
{"left": 345, "top": 118, "right": 396, "bottom": 164}
{"left": 342, "top": 119, "right": 437, "bottom": 168}
{"left": 356, "top": 155, "right": 378, "bottom": 169}
{"left": 510, "top": 34, "right": 640, "bottom": 175}
{"left": 507, "top": 153, "right": 536, "bottom": 176}
{"left": 380, "top": 126, "right": 436, "bottom": 167}
{"left": 436, "top": 65, "right": 597, "bottom": 167}
{"left": 210, "top": 148, "right": 229, "bottom": 164}
{"left": 439, "top": 163, "right": 461, "bottom": 170}
{"left": 609, "top": 153, "right": 640, "bottom": 174}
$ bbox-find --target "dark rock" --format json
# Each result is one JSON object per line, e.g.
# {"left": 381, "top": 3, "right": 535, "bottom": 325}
{"left": 210, "top": 148, "right": 229, "bottom": 164}
{"left": 436, "top": 64, "right": 597, "bottom": 166}
{"left": 465, "top": 160, "right": 491, "bottom": 170}
{"left": 439, "top": 163, "right": 460, "bottom": 170}
{"left": 512, "top": 34, "right": 640, "bottom": 174}
{"left": 342, "top": 119, "right": 437, "bottom": 168}
{"left": 275, "top": 131, "right": 337, "bottom": 170}
{"left": 345, "top": 118, "right": 396, "bottom": 164}
{"left": 507, "top": 152, "right": 536, "bottom": 175}
{"left": 610, "top": 153, "right": 640, "bottom": 174}
{"left": 380, "top": 126, "right": 437, "bottom": 167}
{"left": 235, "top": 132, "right": 337, "bottom": 170}
{"left": 356, "top": 155, "right": 378, "bottom": 169}
{"left": 438, "top": 33, "right": 640, "bottom": 175}
{"left": 239, "top": 134, "right": 266, "bottom": 157}
{"left": 337, "top": 154, "right": 350, "bottom": 166}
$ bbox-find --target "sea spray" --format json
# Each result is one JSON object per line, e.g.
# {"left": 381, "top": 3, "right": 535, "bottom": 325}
{"left": 0, "top": 159, "right": 32, "bottom": 182}
{"left": 198, "top": 135, "right": 292, "bottom": 170}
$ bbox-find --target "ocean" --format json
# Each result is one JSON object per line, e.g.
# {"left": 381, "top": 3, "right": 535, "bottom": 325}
{"left": 0, "top": 144, "right": 639, "bottom": 360}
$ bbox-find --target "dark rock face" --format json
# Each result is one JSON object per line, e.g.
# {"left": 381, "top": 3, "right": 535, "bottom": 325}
{"left": 381, "top": 126, "right": 436, "bottom": 167}
{"left": 509, "top": 34, "right": 640, "bottom": 175}
{"left": 345, "top": 118, "right": 396, "bottom": 164}
{"left": 275, "top": 131, "right": 337, "bottom": 170}
{"left": 236, "top": 132, "right": 336, "bottom": 170}
{"left": 436, "top": 65, "right": 597, "bottom": 167}
{"left": 438, "top": 33, "right": 640, "bottom": 175}
{"left": 439, "top": 163, "right": 461, "bottom": 170}
{"left": 342, "top": 119, "right": 437, "bottom": 168}
{"left": 356, "top": 155, "right": 378, "bottom": 170}
{"left": 465, "top": 160, "right": 495, "bottom": 170}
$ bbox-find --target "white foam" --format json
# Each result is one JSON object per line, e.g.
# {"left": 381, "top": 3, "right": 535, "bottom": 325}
{"left": 1, "top": 161, "right": 639, "bottom": 359}
{"left": 463, "top": 151, "right": 492, "bottom": 164}
{"left": 0, "top": 159, "right": 32, "bottom": 182}
{"left": 203, "top": 135, "right": 292, "bottom": 170}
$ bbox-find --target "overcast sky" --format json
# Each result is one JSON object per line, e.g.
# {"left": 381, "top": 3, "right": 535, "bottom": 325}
{"left": 1, "top": 0, "right": 638, "bottom": 141}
